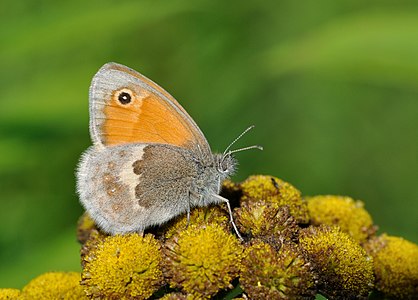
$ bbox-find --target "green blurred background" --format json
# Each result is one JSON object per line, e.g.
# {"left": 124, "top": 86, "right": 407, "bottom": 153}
{"left": 1, "top": 0, "right": 418, "bottom": 288}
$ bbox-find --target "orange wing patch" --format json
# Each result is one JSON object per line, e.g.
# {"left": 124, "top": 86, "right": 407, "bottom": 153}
{"left": 111, "top": 64, "right": 190, "bottom": 117}
{"left": 102, "top": 89, "right": 193, "bottom": 147}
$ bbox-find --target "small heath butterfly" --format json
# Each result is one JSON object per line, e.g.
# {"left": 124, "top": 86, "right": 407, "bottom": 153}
{"left": 76, "top": 63, "right": 261, "bottom": 240}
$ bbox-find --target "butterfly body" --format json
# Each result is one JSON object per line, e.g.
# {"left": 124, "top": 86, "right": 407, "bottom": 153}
{"left": 76, "top": 62, "right": 245, "bottom": 235}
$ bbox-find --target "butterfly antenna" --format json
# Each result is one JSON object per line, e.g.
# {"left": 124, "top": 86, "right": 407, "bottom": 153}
{"left": 222, "top": 125, "right": 256, "bottom": 157}
{"left": 226, "top": 145, "right": 263, "bottom": 156}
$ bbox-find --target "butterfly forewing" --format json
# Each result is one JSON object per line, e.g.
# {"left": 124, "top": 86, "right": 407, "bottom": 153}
{"left": 89, "top": 62, "right": 211, "bottom": 156}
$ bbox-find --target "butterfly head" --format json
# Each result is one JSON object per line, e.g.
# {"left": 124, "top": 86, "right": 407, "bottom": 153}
{"left": 214, "top": 125, "right": 263, "bottom": 180}
{"left": 215, "top": 153, "right": 238, "bottom": 180}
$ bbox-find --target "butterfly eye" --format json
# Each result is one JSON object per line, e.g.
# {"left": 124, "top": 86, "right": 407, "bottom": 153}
{"left": 221, "top": 160, "right": 228, "bottom": 172}
{"left": 118, "top": 91, "right": 132, "bottom": 105}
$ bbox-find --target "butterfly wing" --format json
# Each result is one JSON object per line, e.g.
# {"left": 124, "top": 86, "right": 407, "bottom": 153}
{"left": 89, "top": 62, "right": 211, "bottom": 155}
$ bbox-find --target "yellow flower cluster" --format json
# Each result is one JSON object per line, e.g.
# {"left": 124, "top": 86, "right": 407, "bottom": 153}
{"left": 238, "top": 175, "right": 310, "bottom": 224}
{"left": 364, "top": 234, "right": 418, "bottom": 299}
{"left": 163, "top": 223, "right": 242, "bottom": 298}
{"left": 0, "top": 272, "right": 88, "bottom": 300}
{"left": 306, "top": 195, "right": 376, "bottom": 243}
{"left": 161, "top": 205, "right": 230, "bottom": 239}
{"left": 240, "top": 240, "right": 316, "bottom": 299}
{"left": 81, "top": 234, "right": 163, "bottom": 299}
{"left": 3, "top": 174, "right": 417, "bottom": 299}
{"left": 299, "top": 225, "right": 374, "bottom": 298}
{"left": 0, "top": 288, "right": 21, "bottom": 299}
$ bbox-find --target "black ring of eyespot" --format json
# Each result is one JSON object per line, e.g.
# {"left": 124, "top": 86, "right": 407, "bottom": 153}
{"left": 118, "top": 91, "right": 132, "bottom": 105}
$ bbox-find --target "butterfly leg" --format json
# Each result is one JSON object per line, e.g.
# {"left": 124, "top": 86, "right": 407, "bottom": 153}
{"left": 212, "top": 194, "right": 243, "bottom": 241}
{"left": 187, "top": 190, "right": 198, "bottom": 229}
{"left": 186, "top": 204, "right": 191, "bottom": 229}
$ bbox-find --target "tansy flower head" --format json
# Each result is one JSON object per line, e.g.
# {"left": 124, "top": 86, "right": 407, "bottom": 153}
{"left": 20, "top": 272, "right": 86, "bottom": 300}
{"left": 240, "top": 240, "right": 316, "bottom": 300}
{"left": 234, "top": 202, "right": 299, "bottom": 243}
{"left": 81, "top": 234, "right": 163, "bottom": 299}
{"left": 364, "top": 234, "right": 418, "bottom": 299}
{"left": 299, "top": 225, "right": 374, "bottom": 299}
{"left": 0, "top": 288, "right": 21, "bottom": 299}
{"left": 163, "top": 223, "right": 243, "bottom": 299}
{"left": 77, "top": 212, "right": 99, "bottom": 244}
{"left": 159, "top": 292, "right": 189, "bottom": 300}
{"left": 80, "top": 228, "right": 108, "bottom": 267}
{"left": 160, "top": 205, "right": 230, "bottom": 240}
{"left": 238, "top": 175, "right": 309, "bottom": 224}
{"left": 306, "top": 195, "right": 376, "bottom": 243}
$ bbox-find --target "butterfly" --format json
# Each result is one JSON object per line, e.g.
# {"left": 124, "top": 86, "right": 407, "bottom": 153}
{"left": 76, "top": 62, "right": 261, "bottom": 240}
